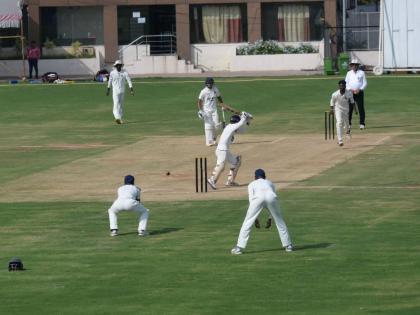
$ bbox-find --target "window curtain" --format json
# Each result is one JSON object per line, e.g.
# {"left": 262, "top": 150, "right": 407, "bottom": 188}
{"left": 277, "top": 5, "right": 310, "bottom": 42}
{"left": 202, "top": 5, "right": 242, "bottom": 43}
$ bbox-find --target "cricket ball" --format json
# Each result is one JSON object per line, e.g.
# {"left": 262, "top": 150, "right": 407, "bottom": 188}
{"left": 166, "top": 171, "right": 171, "bottom": 176}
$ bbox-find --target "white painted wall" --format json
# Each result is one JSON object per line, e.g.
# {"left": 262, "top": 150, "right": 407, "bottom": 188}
{"left": 0, "top": 57, "right": 100, "bottom": 78}
{"left": 191, "top": 41, "right": 324, "bottom": 72}
{"left": 118, "top": 45, "right": 200, "bottom": 75}
{"left": 118, "top": 45, "right": 150, "bottom": 63}
{"left": 231, "top": 53, "right": 322, "bottom": 71}
{"left": 0, "top": 45, "right": 105, "bottom": 78}
{"left": 350, "top": 51, "right": 379, "bottom": 67}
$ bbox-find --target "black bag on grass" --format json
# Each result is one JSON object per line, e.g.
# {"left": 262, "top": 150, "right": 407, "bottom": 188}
{"left": 42, "top": 72, "right": 60, "bottom": 83}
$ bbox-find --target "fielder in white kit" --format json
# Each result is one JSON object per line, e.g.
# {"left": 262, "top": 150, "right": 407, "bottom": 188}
{"left": 108, "top": 175, "right": 149, "bottom": 237}
{"left": 197, "top": 77, "right": 240, "bottom": 146}
{"left": 330, "top": 80, "right": 355, "bottom": 146}
{"left": 207, "top": 112, "right": 252, "bottom": 189}
{"left": 106, "top": 60, "right": 134, "bottom": 124}
{"left": 231, "top": 169, "right": 293, "bottom": 255}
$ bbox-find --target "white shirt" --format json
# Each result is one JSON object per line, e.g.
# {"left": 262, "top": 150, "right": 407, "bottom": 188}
{"left": 248, "top": 178, "right": 277, "bottom": 203}
{"left": 330, "top": 89, "right": 354, "bottom": 112}
{"left": 198, "top": 86, "right": 221, "bottom": 112}
{"left": 108, "top": 69, "right": 133, "bottom": 94}
{"left": 216, "top": 115, "right": 247, "bottom": 151}
{"left": 117, "top": 184, "right": 140, "bottom": 201}
{"left": 345, "top": 69, "right": 367, "bottom": 91}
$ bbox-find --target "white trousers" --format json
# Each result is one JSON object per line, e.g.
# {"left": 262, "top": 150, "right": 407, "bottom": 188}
{"left": 335, "top": 108, "right": 349, "bottom": 142}
{"left": 112, "top": 92, "right": 125, "bottom": 120}
{"left": 203, "top": 110, "right": 220, "bottom": 145}
{"left": 108, "top": 198, "right": 149, "bottom": 232}
{"left": 237, "top": 194, "right": 291, "bottom": 249}
{"left": 216, "top": 149, "right": 238, "bottom": 166}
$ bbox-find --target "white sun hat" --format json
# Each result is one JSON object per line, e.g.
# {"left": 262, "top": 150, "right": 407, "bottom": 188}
{"left": 113, "top": 60, "right": 123, "bottom": 66}
{"left": 349, "top": 59, "right": 360, "bottom": 65}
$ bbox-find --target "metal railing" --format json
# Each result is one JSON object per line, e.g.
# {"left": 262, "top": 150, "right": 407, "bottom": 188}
{"left": 118, "top": 34, "right": 177, "bottom": 60}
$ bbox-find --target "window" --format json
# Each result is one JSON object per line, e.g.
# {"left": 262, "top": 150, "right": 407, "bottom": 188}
{"left": 117, "top": 5, "right": 175, "bottom": 45}
{"left": 40, "top": 6, "right": 104, "bottom": 45}
{"left": 262, "top": 3, "right": 324, "bottom": 42}
{"left": 190, "top": 4, "right": 247, "bottom": 44}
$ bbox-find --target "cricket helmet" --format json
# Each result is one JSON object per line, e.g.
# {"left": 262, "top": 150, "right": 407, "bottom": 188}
{"left": 255, "top": 169, "right": 266, "bottom": 179}
{"left": 205, "top": 77, "right": 214, "bottom": 86}
{"left": 124, "top": 175, "right": 135, "bottom": 185}
{"left": 8, "top": 258, "right": 24, "bottom": 271}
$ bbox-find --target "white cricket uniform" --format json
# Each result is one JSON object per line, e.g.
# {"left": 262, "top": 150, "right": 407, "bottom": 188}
{"left": 198, "top": 86, "right": 221, "bottom": 145}
{"left": 236, "top": 178, "right": 292, "bottom": 249}
{"left": 345, "top": 69, "right": 367, "bottom": 91}
{"left": 108, "top": 184, "right": 149, "bottom": 232}
{"left": 208, "top": 114, "right": 248, "bottom": 185}
{"left": 330, "top": 89, "right": 354, "bottom": 142}
{"left": 108, "top": 69, "right": 133, "bottom": 120}
{"left": 215, "top": 115, "right": 247, "bottom": 166}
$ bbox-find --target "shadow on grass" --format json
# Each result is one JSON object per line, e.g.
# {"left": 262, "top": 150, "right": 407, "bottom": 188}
{"left": 117, "top": 227, "right": 183, "bottom": 237}
{"left": 121, "top": 120, "right": 142, "bottom": 125}
{"left": 150, "top": 227, "right": 183, "bottom": 235}
{"left": 246, "top": 242, "right": 333, "bottom": 254}
{"left": 367, "top": 125, "right": 414, "bottom": 129}
{"left": 233, "top": 140, "right": 274, "bottom": 145}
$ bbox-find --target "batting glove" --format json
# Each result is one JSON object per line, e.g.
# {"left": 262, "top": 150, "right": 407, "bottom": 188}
{"left": 197, "top": 110, "right": 205, "bottom": 120}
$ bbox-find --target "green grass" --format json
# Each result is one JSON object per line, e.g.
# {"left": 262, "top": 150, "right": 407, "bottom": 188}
{"left": 0, "top": 76, "right": 420, "bottom": 314}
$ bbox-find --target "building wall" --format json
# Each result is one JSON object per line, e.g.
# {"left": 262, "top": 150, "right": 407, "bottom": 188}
{"left": 26, "top": 0, "right": 335, "bottom": 63}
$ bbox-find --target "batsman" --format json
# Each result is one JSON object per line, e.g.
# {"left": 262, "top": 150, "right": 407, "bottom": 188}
{"left": 207, "top": 111, "right": 253, "bottom": 189}
{"left": 197, "top": 77, "right": 241, "bottom": 146}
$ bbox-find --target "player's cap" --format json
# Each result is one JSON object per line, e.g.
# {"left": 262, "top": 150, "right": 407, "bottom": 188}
{"left": 113, "top": 60, "right": 124, "bottom": 66}
{"left": 255, "top": 169, "right": 266, "bottom": 179}
{"left": 124, "top": 175, "right": 135, "bottom": 185}
{"left": 349, "top": 59, "right": 360, "bottom": 65}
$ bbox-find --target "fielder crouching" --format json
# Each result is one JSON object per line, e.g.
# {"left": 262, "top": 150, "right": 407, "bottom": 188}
{"left": 108, "top": 175, "right": 149, "bottom": 237}
{"left": 207, "top": 111, "right": 252, "bottom": 189}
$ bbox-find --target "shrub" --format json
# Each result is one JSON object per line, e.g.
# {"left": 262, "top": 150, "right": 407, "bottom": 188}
{"left": 237, "top": 41, "right": 318, "bottom": 55}
{"left": 43, "top": 38, "right": 56, "bottom": 49}
{"left": 71, "top": 40, "right": 82, "bottom": 57}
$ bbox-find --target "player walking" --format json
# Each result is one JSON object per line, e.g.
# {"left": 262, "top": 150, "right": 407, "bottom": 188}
{"left": 106, "top": 60, "right": 134, "bottom": 124}
{"left": 197, "top": 77, "right": 240, "bottom": 146}
{"left": 207, "top": 111, "right": 252, "bottom": 189}
{"left": 108, "top": 175, "right": 149, "bottom": 237}
{"left": 330, "top": 80, "right": 355, "bottom": 146}
{"left": 231, "top": 169, "right": 293, "bottom": 255}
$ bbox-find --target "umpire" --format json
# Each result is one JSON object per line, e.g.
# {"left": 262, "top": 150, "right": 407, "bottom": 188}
{"left": 345, "top": 59, "right": 367, "bottom": 130}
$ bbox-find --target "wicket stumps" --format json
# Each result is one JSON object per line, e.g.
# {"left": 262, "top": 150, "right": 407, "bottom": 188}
{"left": 324, "top": 111, "right": 335, "bottom": 140}
{"left": 195, "top": 157, "right": 208, "bottom": 193}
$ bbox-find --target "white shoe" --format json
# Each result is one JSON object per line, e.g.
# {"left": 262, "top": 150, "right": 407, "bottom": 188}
{"left": 338, "top": 141, "right": 344, "bottom": 147}
{"left": 225, "top": 181, "right": 239, "bottom": 187}
{"left": 285, "top": 244, "right": 294, "bottom": 252}
{"left": 231, "top": 246, "right": 243, "bottom": 255}
{"left": 138, "top": 230, "right": 149, "bottom": 237}
{"left": 206, "top": 142, "right": 216, "bottom": 147}
{"left": 110, "top": 229, "right": 118, "bottom": 237}
{"left": 346, "top": 130, "right": 351, "bottom": 139}
{"left": 207, "top": 178, "right": 217, "bottom": 190}
{"left": 360, "top": 124, "right": 365, "bottom": 130}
